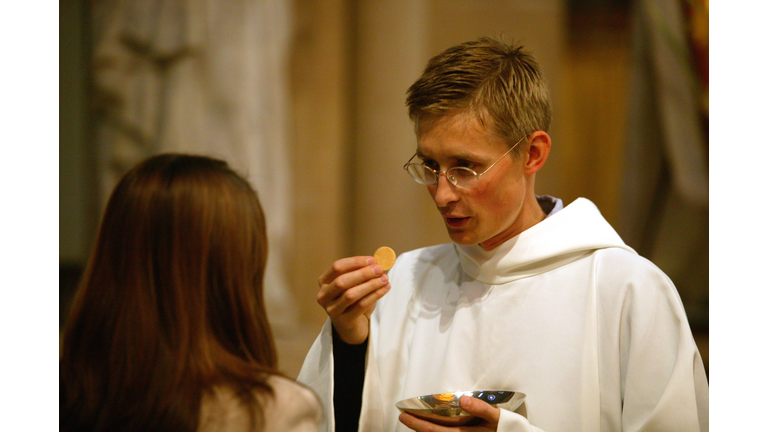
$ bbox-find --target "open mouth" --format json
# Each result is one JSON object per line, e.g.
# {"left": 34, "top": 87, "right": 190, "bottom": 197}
{"left": 445, "top": 216, "right": 470, "bottom": 228}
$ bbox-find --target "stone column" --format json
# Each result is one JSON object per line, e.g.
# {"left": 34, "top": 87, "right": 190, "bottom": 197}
{"left": 91, "top": 0, "right": 300, "bottom": 333}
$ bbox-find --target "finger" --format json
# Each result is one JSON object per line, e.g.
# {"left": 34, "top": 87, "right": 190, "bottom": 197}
{"left": 349, "top": 279, "right": 391, "bottom": 315}
{"left": 398, "top": 412, "right": 445, "bottom": 431}
{"left": 324, "top": 273, "right": 390, "bottom": 317}
{"left": 459, "top": 396, "right": 500, "bottom": 425}
{"left": 318, "top": 263, "right": 385, "bottom": 307}
{"left": 319, "top": 256, "right": 375, "bottom": 286}
{"left": 361, "top": 281, "right": 391, "bottom": 307}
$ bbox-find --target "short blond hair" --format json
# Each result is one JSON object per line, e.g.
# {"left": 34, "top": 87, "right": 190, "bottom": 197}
{"left": 406, "top": 37, "right": 552, "bottom": 150}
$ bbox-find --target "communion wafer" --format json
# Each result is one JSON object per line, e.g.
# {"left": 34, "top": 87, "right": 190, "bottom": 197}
{"left": 374, "top": 246, "right": 396, "bottom": 271}
{"left": 434, "top": 393, "right": 456, "bottom": 402}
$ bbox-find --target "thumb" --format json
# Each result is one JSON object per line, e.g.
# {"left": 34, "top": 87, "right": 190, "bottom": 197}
{"left": 460, "top": 395, "right": 500, "bottom": 425}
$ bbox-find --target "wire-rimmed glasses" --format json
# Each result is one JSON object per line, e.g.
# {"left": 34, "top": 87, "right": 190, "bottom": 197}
{"left": 403, "top": 136, "right": 526, "bottom": 190}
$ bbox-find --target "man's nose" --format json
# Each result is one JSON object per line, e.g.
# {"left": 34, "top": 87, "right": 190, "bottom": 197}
{"left": 431, "top": 173, "right": 459, "bottom": 207}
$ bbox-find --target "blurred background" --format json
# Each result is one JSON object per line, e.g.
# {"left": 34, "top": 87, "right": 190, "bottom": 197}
{"left": 60, "top": 0, "right": 708, "bottom": 379}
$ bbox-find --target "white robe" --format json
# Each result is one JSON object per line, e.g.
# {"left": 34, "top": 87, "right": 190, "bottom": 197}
{"left": 298, "top": 198, "right": 708, "bottom": 432}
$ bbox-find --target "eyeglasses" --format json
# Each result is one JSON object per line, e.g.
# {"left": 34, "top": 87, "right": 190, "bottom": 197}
{"left": 403, "top": 136, "right": 526, "bottom": 190}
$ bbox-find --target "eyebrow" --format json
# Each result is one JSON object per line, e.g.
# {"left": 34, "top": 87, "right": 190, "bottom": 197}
{"left": 415, "top": 148, "right": 487, "bottom": 162}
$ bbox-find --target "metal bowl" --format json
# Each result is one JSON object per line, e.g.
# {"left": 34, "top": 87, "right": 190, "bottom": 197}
{"left": 395, "top": 390, "right": 526, "bottom": 426}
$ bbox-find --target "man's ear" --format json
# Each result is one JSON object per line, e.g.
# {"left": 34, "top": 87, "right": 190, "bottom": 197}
{"left": 524, "top": 131, "right": 551, "bottom": 175}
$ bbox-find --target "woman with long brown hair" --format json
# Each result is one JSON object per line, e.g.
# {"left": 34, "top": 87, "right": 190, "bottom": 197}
{"left": 60, "top": 154, "right": 322, "bottom": 432}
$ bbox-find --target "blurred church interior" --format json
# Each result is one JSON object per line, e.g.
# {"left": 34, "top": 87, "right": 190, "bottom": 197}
{"left": 60, "top": 0, "right": 708, "bottom": 378}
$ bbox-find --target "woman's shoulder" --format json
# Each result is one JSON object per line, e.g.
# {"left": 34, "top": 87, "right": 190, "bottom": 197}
{"left": 261, "top": 375, "right": 324, "bottom": 431}
{"left": 199, "top": 375, "right": 323, "bottom": 432}
{"left": 264, "top": 375, "right": 323, "bottom": 411}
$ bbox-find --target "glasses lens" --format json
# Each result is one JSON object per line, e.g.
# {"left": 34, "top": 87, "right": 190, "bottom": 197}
{"left": 448, "top": 168, "right": 477, "bottom": 189}
{"left": 406, "top": 164, "right": 436, "bottom": 185}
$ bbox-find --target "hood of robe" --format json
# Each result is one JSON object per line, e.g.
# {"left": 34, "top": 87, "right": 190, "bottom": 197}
{"left": 455, "top": 197, "right": 636, "bottom": 284}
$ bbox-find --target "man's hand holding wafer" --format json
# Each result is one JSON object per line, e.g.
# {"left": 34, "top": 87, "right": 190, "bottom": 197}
{"left": 316, "top": 248, "right": 397, "bottom": 345}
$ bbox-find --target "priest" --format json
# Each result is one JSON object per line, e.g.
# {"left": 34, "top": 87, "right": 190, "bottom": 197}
{"left": 298, "top": 36, "right": 708, "bottom": 432}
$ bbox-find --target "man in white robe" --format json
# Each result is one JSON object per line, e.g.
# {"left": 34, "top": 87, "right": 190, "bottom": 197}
{"left": 298, "top": 37, "right": 708, "bottom": 432}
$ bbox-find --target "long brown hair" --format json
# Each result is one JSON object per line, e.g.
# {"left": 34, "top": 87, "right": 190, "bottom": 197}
{"left": 60, "top": 154, "right": 279, "bottom": 431}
